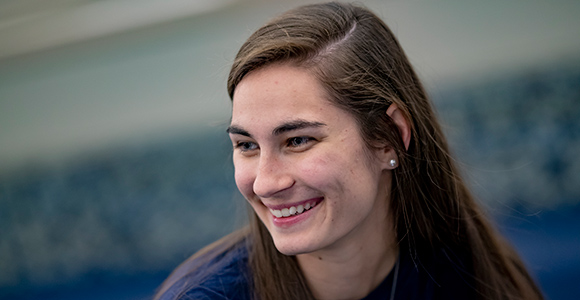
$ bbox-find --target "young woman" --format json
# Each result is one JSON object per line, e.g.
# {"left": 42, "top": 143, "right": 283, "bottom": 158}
{"left": 155, "top": 2, "right": 544, "bottom": 299}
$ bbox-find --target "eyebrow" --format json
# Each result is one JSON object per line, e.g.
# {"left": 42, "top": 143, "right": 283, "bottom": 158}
{"left": 226, "top": 125, "right": 251, "bottom": 137}
{"left": 226, "top": 120, "right": 326, "bottom": 137}
{"left": 272, "top": 120, "right": 326, "bottom": 136}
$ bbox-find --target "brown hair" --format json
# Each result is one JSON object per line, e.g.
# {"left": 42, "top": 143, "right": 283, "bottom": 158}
{"left": 156, "top": 2, "right": 544, "bottom": 299}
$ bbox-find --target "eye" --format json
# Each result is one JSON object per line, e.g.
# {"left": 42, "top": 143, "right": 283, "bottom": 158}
{"left": 287, "top": 136, "right": 314, "bottom": 148}
{"left": 234, "top": 141, "right": 259, "bottom": 153}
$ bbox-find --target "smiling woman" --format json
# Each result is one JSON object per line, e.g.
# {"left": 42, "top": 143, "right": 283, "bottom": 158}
{"left": 230, "top": 64, "right": 396, "bottom": 265}
{"left": 154, "top": 2, "right": 544, "bottom": 300}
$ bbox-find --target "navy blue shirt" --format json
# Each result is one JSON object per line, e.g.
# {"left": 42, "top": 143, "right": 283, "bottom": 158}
{"left": 159, "top": 243, "right": 251, "bottom": 300}
{"left": 159, "top": 242, "right": 475, "bottom": 300}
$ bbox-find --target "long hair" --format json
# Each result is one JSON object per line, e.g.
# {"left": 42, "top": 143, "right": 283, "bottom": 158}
{"left": 157, "top": 2, "right": 543, "bottom": 300}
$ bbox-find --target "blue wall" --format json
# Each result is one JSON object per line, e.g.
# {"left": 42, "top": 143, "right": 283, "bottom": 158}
{"left": 1, "top": 65, "right": 579, "bottom": 299}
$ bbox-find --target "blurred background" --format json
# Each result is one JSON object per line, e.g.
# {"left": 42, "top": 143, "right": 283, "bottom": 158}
{"left": 1, "top": 0, "right": 579, "bottom": 299}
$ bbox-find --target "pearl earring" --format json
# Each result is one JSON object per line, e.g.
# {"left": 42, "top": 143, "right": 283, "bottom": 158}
{"left": 389, "top": 159, "right": 397, "bottom": 167}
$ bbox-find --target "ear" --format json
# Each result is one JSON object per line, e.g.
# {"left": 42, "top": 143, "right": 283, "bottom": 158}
{"left": 386, "top": 103, "right": 411, "bottom": 151}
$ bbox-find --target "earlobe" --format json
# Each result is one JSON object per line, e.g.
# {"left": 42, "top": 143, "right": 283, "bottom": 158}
{"left": 380, "top": 148, "right": 398, "bottom": 170}
{"left": 386, "top": 103, "right": 411, "bottom": 151}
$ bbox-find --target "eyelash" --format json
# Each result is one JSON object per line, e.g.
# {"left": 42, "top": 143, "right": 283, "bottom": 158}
{"left": 234, "top": 136, "right": 315, "bottom": 153}
{"left": 287, "top": 136, "right": 315, "bottom": 148}
{"left": 234, "top": 141, "right": 258, "bottom": 152}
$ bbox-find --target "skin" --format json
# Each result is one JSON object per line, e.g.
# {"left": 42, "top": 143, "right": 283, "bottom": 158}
{"left": 228, "top": 63, "right": 402, "bottom": 299}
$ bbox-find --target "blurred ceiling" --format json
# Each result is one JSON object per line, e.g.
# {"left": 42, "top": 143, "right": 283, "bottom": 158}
{"left": 0, "top": 0, "right": 237, "bottom": 59}
{"left": 1, "top": 0, "right": 579, "bottom": 172}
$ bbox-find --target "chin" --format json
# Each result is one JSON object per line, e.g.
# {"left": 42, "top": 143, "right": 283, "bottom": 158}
{"left": 274, "top": 243, "right": 306, "bottom": 256}
{"left": 271, "top": 234, "right": 320, "bottom": 256}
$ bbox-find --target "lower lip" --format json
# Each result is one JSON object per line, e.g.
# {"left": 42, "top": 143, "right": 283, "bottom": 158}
{"left": 271, "top": 199, "right": 323, "bottom": 228}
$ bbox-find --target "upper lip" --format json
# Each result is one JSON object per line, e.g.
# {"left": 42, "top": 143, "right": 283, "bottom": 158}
{"left": 262, "top": 197, "right": 324, "bottom": 210}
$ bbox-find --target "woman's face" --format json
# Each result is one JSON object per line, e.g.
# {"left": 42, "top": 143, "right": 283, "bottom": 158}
{"left": 229, "top": 64, "right": 394, "bottom": 256}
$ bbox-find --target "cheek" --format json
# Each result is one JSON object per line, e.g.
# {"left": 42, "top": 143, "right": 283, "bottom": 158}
{"left": 234, "top": 160, "right": 255, "bottom": 198}
{"left": 299, "top": 147, "right": 379, "bottom": 198}
{"left": 299, "top": 152, "right": 344, "bottom": 189}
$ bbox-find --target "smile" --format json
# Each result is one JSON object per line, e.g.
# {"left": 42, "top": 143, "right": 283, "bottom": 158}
{"left": 267, "top": 198, "right": 322, "bottom": 218}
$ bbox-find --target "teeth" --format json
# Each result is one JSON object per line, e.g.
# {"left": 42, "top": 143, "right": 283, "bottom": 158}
{"left": 281, "top": 208, "right": 290, "bottom": 217}
{"left": 297, "top": 205, "right": 304, "bottom": 214}
{"left": 269, "top": 202, "right": 317, "bottom": 218}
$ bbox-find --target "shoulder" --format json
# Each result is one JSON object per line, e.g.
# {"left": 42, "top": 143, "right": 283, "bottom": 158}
{"left": 394, "top": 247, "right": 477, "bottom": 300}
{"left": 157, "top": 240, "right": 251, "bottom": 300}
{"left": 429, "top": 247, "right": 477, "bottom": 299}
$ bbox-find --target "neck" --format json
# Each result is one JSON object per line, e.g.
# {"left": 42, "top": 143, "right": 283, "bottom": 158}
{"left": 296, "top": 217, "right": 398, "bottom": 299}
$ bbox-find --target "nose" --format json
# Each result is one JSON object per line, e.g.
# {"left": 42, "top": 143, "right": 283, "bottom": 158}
{"left": 252, "top": 153, "right": 294, "bottom": 198}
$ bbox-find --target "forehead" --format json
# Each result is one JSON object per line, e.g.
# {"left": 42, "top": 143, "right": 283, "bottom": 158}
{"left": 231, "top": 64, "right": 340, "bottom": 127}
